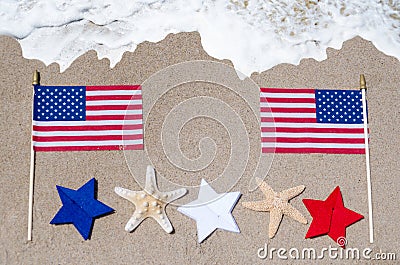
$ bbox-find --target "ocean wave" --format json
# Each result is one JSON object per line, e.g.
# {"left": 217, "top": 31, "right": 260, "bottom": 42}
{"left": 0, "top": 0, "right": 399, "bottom": 75}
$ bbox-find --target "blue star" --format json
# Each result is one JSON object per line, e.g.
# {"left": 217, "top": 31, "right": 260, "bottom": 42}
{"left": 50, "top": 178, "right": 114, "bottom": 240}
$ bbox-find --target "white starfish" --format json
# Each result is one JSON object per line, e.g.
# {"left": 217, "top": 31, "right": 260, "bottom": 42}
{"left": 115, "top": 165, "right": 187, "bottom": 233}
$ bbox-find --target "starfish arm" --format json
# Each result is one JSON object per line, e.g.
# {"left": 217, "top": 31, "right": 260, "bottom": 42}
{"left": 124, "top": 214, "right": 146, "bottom": 232}
{"left": 152, "top": 210, "right": 174, "bottom": 233}
{"left": 165, "top": 188, "right": 187, "bottom": 203}
{"left": 114, "top": 187, "right": 139, "bottom": 206}
{"left": 242, "top": 201, "right": 272, "bottom": 212}
{"left": 255, "top": 178, "right": 275, "bottom": 196}
{"left": 268, "top": 208, "right": 284, "bottom": 238}
{"left": 145, "top": 165, "right": 159, "bottom": 194}
{"left": 281, "top": 202, "right": 308, "bottom": 224}
{"left": 280, "top": 185, "right": 306, "bottom": 201}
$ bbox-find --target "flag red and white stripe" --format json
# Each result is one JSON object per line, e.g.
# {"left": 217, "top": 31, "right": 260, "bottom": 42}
{"left": 33, "top": 85, "right": 143, "bottom": 151}
{"left": 260, "top": 88, "right": 366, "bottom": 154}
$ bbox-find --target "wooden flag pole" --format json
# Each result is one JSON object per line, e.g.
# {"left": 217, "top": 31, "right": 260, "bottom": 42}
{"left": 28, "top": 70, "right": 40, "bottom": 241}
{"left": 360, "top": 74, "right": 374, "bottom": 243}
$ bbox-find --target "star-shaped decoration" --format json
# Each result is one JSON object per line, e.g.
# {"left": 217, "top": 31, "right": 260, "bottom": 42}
{"left": 303, "top": 186, "right": 364, "bottom": 247}
{"left": 242, "top": 178, "right": 307, "bottom": 238}
{"left": 177, "top": 179, "right": 241, "bottom": 243}
{"left": 50, "top": 178, "right": 114, "bottom": 240}
{"left": 115, "top": 165, "right": 187, "bottom": 233}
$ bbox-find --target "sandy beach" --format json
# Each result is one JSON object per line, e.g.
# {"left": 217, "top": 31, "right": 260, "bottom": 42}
{"left": 0, "top": 32, "right": 399, "bottom": 264}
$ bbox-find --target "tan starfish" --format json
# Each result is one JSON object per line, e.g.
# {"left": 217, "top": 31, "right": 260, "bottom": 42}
{"left": 242, "top": 178, "right": 307, "bottom": 238}
{"left": 115, "top": 165, "right": 187, "bottom": 233}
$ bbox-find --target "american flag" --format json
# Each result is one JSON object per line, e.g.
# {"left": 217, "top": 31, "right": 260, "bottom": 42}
{"left": 32, "top": 85, "right": 143, "bottom": 151}
{"left": 260, "top": 88, "right": 367, "bottom": 154}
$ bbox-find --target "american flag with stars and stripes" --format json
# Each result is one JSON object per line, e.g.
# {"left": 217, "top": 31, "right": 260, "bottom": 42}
{"left": 32, "top": 85, "right": 143, "bottom": 152}
{"left": 260, "top": 88, "right": 367, "bottom": 154}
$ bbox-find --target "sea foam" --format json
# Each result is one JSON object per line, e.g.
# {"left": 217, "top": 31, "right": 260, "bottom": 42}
{"left": 0, "top": 0, "right": 399, "bottom": 75}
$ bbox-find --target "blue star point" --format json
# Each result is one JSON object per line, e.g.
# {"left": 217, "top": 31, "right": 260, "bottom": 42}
{"left": 50, "top": 178, "right": 114, "bottom": 240}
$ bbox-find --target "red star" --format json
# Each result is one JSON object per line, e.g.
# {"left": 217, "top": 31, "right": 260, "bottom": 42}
{"left": 303, "top": 186, "right": 364, "bottom": 247}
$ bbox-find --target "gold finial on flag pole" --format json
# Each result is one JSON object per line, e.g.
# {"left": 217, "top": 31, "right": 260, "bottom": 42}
{"left": 360, "top": 74, "right": 366, "bottom": 90}
{"left": 32, "top": 70, "right": 40, "bottom": 85}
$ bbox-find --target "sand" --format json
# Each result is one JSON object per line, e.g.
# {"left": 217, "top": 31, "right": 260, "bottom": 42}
{"left": 0, "top": 32, "right": 399, "bottom": 264}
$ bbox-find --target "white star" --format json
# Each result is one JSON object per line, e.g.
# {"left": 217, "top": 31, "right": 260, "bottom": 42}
{"left": 178, "top": 179, "right": 241, "bottom": 243}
